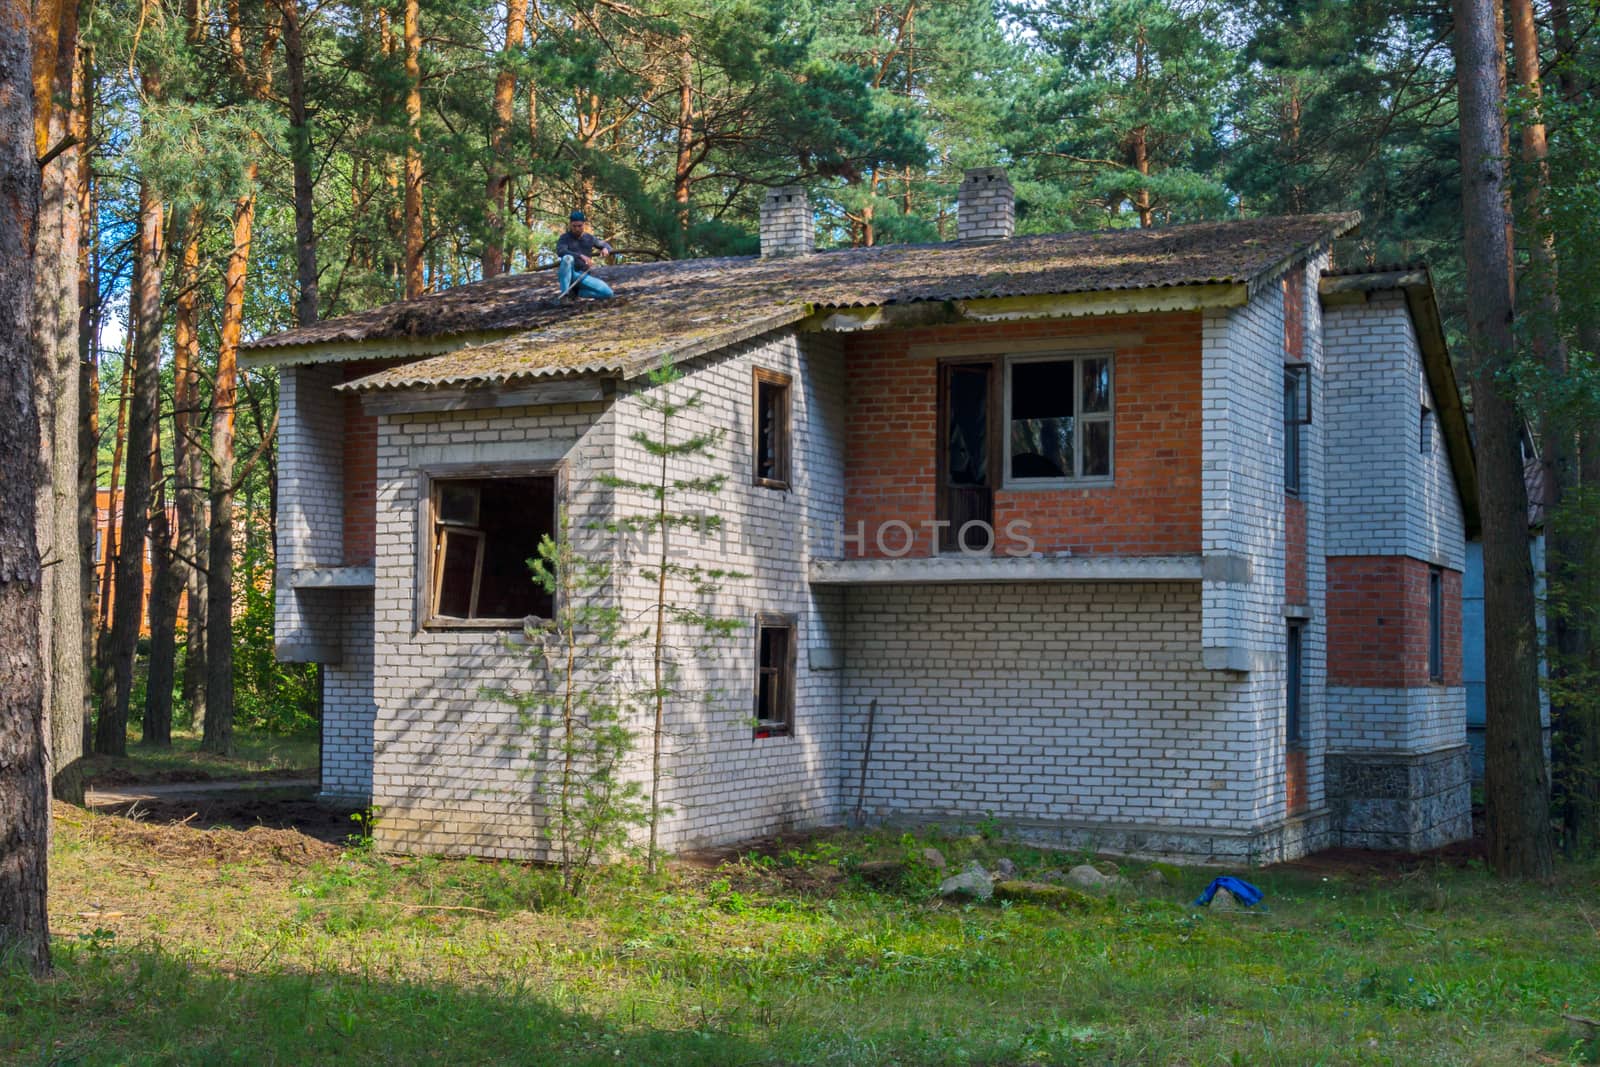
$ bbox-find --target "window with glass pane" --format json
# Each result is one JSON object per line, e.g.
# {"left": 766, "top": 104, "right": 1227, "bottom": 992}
{"left": 1006, "top": 354, "right": 1112, "bottom": 483}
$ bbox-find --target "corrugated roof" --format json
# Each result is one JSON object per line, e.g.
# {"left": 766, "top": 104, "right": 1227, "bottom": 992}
{"left": 245, "top": 213, "right": 1357, "bottom": 392}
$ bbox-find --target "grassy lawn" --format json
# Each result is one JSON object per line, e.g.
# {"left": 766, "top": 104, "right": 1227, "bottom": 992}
{"left": 77, "top": 729, "right": 318, "bottom": 786}
{"left": 5, "top": 808, "right": 1598, "bottom": 1066}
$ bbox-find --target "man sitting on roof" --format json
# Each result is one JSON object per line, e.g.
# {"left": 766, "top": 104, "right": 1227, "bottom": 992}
{"left": 555, "top": 210, "right": 615, "bottom": 300}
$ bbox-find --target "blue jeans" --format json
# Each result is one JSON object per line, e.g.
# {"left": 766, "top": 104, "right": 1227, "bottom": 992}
{"left": 558, "top": 255, "right": 614, "bottom": 299}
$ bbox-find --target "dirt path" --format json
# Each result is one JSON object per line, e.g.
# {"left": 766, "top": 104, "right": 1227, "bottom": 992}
{"left": 85, "top": 777, "right": 320, "bottom": 806}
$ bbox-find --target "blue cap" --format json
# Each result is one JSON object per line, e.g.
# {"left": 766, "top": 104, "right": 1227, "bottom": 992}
{"left": 569, "top": 210, "right": 586, "bottom": 222}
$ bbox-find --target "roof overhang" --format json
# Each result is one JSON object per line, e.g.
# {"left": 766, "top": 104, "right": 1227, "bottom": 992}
{"left": 240, "top": 328, "right": 523, "bottom": 371}
{"left": 802, "top": 282, "right": 1251, "bottom": 333}
{"left": 1319, "top": 267, "right": 1482, "bottom": 539}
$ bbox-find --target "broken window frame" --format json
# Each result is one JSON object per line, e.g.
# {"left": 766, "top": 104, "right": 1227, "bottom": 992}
{"left": 1001, "top": 351, "right": 1115, "bottom": 488}
{"left": 753, "top": 612, "right": 797, "bottom": 739}
{"left": 752, "top": 367, "right": 793, "bottom": 491}
{"left": 417, "top": 461, "right": 562, "bottom": 631}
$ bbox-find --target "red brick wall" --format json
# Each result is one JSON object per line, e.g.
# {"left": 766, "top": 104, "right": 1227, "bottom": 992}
{"left": 340, "top": 362, "right": 385, "bottom": 567}
{"left": 1283, "top": 263, "right": 1306, "bottom": 363}
{"left": 1285, "top": 496, "right": 1307, "bottom": 604}
{"left": 1286, "top": 747, "right": 1308, "bottom": 815}
{"left": 1326, "top": 556, "right": 1463, "bottom": 687}
{"left": 842, "top": 313, "right": 1203, "bottom": 558}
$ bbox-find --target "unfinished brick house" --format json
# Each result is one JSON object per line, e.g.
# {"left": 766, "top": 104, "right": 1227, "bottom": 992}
{"left": 245, "top": 168, "right": 1477, "bottom": 862}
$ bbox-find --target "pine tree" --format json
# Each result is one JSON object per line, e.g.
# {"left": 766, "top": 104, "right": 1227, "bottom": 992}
{"left": 490, "top": 514, "right": 648, "bottom": 895}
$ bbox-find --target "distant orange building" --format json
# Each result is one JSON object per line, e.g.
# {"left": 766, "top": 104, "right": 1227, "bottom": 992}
{"left": 94, "top": 488, "right": 185, "bottom": 636}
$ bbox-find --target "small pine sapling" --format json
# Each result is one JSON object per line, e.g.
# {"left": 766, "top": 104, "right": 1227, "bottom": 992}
{"left": 490, "top": 510, "right": 648, "bottom": 895}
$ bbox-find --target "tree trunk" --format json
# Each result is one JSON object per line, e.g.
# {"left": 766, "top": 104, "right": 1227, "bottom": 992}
{"left": 98, "top": 171, "right": 163, "bottom": 758}
{"left": 1509, "top": 0, "right": 1583, "bottom": 854}
{"left": 202, "top": 168, "right": 258, "bottom": 756}
{"left": 172, "top": 206, "right": 206, "bottom": 725}
{"left": 1452, "top": 0, "right": 1553, "bottom": 880}
{"left": 32, "top": 0, "right": 83, "bottom": 802}
{"left": 673, "top": 39, "right": 692, "bottom": 252}
{"left": 0, "top": 0, "right": 47, "bottom": 971}
{"left": 74, "top": 24, "right": 96, "bottom": 780}
{"left": 483, "top": 0, "right": 528, "bottom": 278}
{"left": 280, "top": 0, "right": 317, "bottom": 323}
{"left": 143, "top": 432, "right": 180, "bottom": 748}
{"left": 402, "top": 0, "right": 424, "bottom": 298}
{"left": 96, "top": 335, "right": 129, "bottom": 639}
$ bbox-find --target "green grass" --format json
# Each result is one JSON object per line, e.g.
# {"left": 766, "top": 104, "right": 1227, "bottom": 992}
{"left": 77, "top": 728, "right": 318, "bottom": 785}
{"left": 6, "top": 815, "right": 1599, "bottom": 1065}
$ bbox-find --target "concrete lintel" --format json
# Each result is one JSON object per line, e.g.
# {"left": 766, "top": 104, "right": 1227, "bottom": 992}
{"left": 808, "top": 554, "right": 1204, "bottom": 586}
{"left": 1201, "top": 645, "right": 1278, "bottom": 673}
{"left": 408, "top": 439, "right": 571, "bottom": 469}
{"left": 289, "top": 565, "right": 376, "bottom": 589}
{"left": 276, "top": 639, "right": 342, "bottom": 665}
{"left": 1201, "top": 552, "right": 1252, "bottom": 585}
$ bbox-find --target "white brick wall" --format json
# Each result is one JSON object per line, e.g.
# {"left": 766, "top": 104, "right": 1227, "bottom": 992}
{"left": 1199, "top": 273, "right": 1319, "bottom": 825}
{"left": 275, "top": 364, "right": 346, "bottom": 660}
{"left": 841, "top": 581, "right": 1263, "bottom": 830}
{"left": 1323, "top": 290, "right": 1468, "bottom": 763}
{"left": 1325, "top": 686, "right": 1467, "bottom": 752}
{"left": 321, "top": 589, "right": 375, "bottom": 799}
{"left": 607, "top": 332, "right": 849, "bottom": 850}
{"left": 1323, "top": 292, "right": 1466, "bottom": 569}
{"left": 368, "top": 328, "right": 852, "bottom": 856}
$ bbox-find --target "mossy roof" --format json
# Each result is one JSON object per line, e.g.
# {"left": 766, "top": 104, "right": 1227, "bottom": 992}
{"left": 242, "top": 213, "right": 1359, "bottom": 392}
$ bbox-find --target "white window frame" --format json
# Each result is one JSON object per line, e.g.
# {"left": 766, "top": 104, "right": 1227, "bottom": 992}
{"left": 1002, "top": 351, "right": 1115, "bottom": 489}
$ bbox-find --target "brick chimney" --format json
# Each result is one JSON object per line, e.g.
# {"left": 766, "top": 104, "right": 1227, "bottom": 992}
{"left": 759, "top": 186, "right": 814, "bottom": 257}
{"left": 957, "top": 167, "right": 1014, "bottom": 241}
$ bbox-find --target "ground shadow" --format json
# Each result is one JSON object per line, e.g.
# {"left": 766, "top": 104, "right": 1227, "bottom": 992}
{"left": 88, "top": 786, "right": 363, "bottom": 846}
{"left": 4, "top": 945, "right": 774, "bottom": 1066}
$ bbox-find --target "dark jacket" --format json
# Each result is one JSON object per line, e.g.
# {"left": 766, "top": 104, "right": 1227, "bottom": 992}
{"left": 556, "top": 230, "right": 610, "bottom": 265}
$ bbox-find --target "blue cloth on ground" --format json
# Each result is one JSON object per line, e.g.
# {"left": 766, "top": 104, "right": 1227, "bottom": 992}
{"left": 1192, "top": 876, "right": 1264, "bottom": 907}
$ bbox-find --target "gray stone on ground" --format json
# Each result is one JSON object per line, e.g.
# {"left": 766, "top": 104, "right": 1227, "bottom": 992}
{"left": 1140, "top": 869, "right": 1168, "bottom": 887}
{"left": 1065, "top": 864, "right": 1127, "bottom": 892}
{"left": 939, "top": 862, "right": 993, "bottom": 900}
{"left": 994, "top": 857, "right": 1016, "bottom": 879}
{"left": 920, "top": 847, "right": 946, "bottom": 871}
{"left": 1210, "top": 886, "right": 1239, "bottom": 911}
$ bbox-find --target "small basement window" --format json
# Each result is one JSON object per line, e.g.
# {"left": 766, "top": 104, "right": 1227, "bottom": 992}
{"left": 753, "top": 368, "right": 792, "bottom": 489}
{"left": 1004, "top": 353, "right": 1112, "bottom": 484}
{"left": 428, "top": 475, "right": 555, "bottom": 626}
{"left": 753, "top": 613, "right": 796, "bottom": 738}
